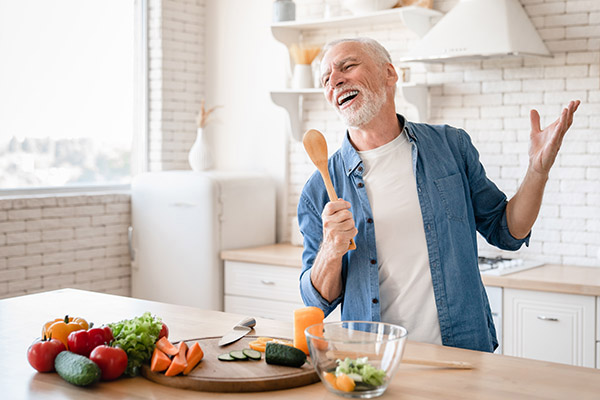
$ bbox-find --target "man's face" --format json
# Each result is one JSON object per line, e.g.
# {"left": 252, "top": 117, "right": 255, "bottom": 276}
{"left": 320, "top": 42, "right": 388, "bottom": 128}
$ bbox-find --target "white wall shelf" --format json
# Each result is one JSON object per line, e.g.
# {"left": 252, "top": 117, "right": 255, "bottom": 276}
{"left": 271, "top": 6, "right": 443, "bottom": 46}
{"left": 270, "top": 84, "right": 430, "bottom": 141}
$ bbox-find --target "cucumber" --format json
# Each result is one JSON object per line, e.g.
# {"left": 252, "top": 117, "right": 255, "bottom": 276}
{"left": 218, "top": 353, "right": 236, "bottom": 361}
{"left": 229, "top": 350, "right": 247, "bottom": 360}
{"left": 55, "top": 351, "right": 101, "bottom": 386}
{"left": 265, "top": 342, "right": 306, "bottom": 368}
{"left": 242, "top": 349, "right": 262, "bottom": 360}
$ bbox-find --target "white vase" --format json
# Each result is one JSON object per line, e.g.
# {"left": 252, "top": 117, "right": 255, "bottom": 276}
{"left": 291, "top": 64, "right": 313, "bottom": 89}
{"left": 188, "top": 128, "right": 212, "bottom": 171}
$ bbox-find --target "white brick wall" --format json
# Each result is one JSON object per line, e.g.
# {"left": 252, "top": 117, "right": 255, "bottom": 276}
{"left": 0, "top": 193, "right": 132, "bottom": 299}
{"left": 148, "top": 0, "right": 206, "bottom": 171}
{"left": 287, "top": 0, "right": 600, "bottom": 267}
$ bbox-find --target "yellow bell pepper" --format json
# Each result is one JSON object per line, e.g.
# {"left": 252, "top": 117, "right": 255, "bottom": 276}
{"left": 42, "top": 315, "right": 88, "bottom": 349}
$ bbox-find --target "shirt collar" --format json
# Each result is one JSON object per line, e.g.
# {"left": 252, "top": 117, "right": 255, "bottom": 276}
{"left": 341, "top": 114, "right": 412, "bottom": 176}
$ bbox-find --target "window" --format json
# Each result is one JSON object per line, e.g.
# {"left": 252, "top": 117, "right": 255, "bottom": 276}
{"left": 0, "top": 0, "right": 145, "bottom": 190}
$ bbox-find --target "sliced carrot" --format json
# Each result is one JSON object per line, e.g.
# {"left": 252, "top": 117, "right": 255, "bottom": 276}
{"left": 150, "top": 347, "right": 171, "bottom": 372}
{"left": 156, "top": 336, "right": 179, "bottom": 356}
{"left": 335, "top": 372, "right": 356, "bottom": 392}
{"left": 256, "top": 337, "right": 274, "bottom": 343}
{"left": 248, "top": 340, "right": 266, "bottom": 352}
{"left": 164, "top": 341, "right": 188, "bottom": 376}
{"left": 293, "top": 306, "right": 324, "bottom": 355}
{"left": 182, "top": 342, "right": 204, "bottom": 375}
{"left": 322, "top": 371, "right": 338, "bottom": 390}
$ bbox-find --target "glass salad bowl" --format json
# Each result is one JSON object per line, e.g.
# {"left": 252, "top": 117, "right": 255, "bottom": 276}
{"left": 305, "top": 321, "right": 407, "bottom": 399}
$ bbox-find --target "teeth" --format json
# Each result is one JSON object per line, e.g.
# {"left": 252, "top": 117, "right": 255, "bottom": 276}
{"left": 337, "top": 90, "right": 358, "bottom": 105}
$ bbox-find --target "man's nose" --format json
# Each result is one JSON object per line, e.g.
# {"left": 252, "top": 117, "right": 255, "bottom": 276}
{"left": 329, "top": 70, "right": 344, "bottom": 87}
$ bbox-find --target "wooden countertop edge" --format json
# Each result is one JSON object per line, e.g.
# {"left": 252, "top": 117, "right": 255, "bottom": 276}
{"left": 482, "top": 275, "right": 600, "bottom": 296}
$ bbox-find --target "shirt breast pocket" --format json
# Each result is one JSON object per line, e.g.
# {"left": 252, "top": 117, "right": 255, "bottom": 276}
{"left": 434, "top": 173, "right": 468, "bottom": 222}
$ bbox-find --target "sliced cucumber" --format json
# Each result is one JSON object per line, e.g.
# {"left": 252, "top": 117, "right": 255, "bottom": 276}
{"left": 218, "top": 353, "right": 236, "bottom": 361}
{"left": 242, "top": 349, "right": 262, "bottom": 360}
{"left": 229, "top": 350, "right": 248, "bottom": 360}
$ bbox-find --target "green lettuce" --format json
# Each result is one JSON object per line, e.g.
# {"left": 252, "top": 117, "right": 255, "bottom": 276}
{"left": 335, "top": 357, "right": 386, "bottom": 387}
{"left": 108, "top": 312, "right": 163, "bottom": 376}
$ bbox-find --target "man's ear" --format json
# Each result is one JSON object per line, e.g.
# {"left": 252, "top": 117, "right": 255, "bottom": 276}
{"left": 385, "top": 63, "right": 398, "bottom": 87}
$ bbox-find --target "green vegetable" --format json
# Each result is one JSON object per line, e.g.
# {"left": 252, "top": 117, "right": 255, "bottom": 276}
{"left": 335, "top": 357, "right": 386, "bottom": 387}
{"left": 108, "top": 312, "right": 163, "bottom": 376}
{"left": 265, "top": 341, "right": 306, "bottom": 367}
{"left": 55, "top": 351, "right": 102, "bottom": 386}
{"left": 218, "top": 353, "right": 236, "bottom": 361}
{"left": 229, "top": 350, "right": 248, "bottom": 360}
{"left": 242, "top": 348, "right": 262, "bottom": 360}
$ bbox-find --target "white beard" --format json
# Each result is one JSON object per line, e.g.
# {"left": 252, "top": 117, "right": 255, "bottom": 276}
{"left": 335, "top": 83, "right": 387, "bottom": 128}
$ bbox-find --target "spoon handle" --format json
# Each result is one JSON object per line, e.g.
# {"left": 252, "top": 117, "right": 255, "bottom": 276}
{"left": 318, "top": 164, "right": 356, "bottom": 250}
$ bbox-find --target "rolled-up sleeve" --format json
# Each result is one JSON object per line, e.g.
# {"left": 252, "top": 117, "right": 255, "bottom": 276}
{"left": 297, "top": 184, "right": 343, "bottom": 316}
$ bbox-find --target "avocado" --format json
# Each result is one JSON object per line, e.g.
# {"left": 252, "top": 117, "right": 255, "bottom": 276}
{"left": 55, "top": 351, "right": 102, "bottom": 386}
{"left": 265, "top": 342, "right": 306, "bottom": 368}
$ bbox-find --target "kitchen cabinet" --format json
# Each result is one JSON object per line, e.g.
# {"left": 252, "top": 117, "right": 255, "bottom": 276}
{"left": 224, "top": 260, "right": 341, "bottom": 322}
{"left": 269, "top": 6, "right": 442, "bottom": 141}
{"left": 597, "top": 297, "right": 600, "bottom": 369}
{"left": 503, "top": 288, "right": 596, "bottom": 368}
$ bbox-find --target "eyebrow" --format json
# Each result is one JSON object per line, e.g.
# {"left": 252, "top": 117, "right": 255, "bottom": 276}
{"left": 321, "top": 56, "right": 360, "bottom": 81}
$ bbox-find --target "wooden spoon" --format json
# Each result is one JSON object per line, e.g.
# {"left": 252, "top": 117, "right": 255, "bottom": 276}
{"left": 402, "top": 358, "right": 474, "bottom": 369}
{"left": 302, "top": 129, "right": 356, "bottom": 250}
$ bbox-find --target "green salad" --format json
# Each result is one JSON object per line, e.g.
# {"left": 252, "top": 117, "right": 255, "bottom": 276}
{"left": 335, "top": 357, "right": 387, "bottom": 387}
{"left": 108, "top": 312, "right": 163, "bottom": 377}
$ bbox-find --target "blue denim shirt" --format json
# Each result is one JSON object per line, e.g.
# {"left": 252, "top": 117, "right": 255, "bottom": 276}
{"left": 297, "top": 115, "right": 530, "bottom": 352}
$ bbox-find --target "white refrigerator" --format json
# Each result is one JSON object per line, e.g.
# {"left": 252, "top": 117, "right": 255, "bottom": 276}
{"left": 130, "top": 171, "right": 276, "bottom": 310}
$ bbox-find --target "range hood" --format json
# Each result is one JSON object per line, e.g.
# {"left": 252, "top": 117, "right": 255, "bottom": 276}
{"left": 402, "top": 0, "right": 551, "bottom": 63}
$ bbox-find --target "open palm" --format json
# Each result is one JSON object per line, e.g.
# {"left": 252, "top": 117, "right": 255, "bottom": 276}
{"left": 529, "top": 100, "right": 580, "bottom": 176}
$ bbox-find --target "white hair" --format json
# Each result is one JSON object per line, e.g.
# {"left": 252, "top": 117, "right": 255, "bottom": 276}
{"left": 320, "top": 37, "right": 392, "bottom": 66}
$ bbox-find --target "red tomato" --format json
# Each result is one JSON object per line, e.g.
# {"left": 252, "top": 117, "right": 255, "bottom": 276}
{"left": 27, "top": 337, "right": 66, "bottom": 372}
{"left": 68, "top": 326, "right": 113, "bottom": 357}
{"left": 89, "top": 345, "right": 128, "bottom": 381}
{"left": 159, "top": 322, "right": 169, "bottom": 339}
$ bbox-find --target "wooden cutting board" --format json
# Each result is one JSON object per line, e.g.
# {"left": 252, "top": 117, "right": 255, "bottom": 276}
{"left": 141, "top": 336, "right": 320, "bottom": 392}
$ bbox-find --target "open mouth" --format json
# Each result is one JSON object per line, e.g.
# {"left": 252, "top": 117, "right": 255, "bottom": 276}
{"left": 337, "top": 90, "right": 359, "bottom": 107}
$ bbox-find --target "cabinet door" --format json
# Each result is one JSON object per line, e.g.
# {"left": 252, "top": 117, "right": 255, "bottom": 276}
{"left": 504, "top": 289, "right": 595, "bottom": 367}
{"left": 224, "top": 261, "right": 303, "bottom": 303}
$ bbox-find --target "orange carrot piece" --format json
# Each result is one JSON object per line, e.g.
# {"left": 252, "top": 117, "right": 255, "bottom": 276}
{"left": 150, "top": 347, "right": 171, "bottom": 372}
{"left": 248, "top": 340, "right": 266, "bottom": 352}
{"left": 182, "top": 342, "right": 204, "bottom": 375}
{"left": 164, "top": 341, "right": 188, "bottom": 376}
{"left": 156, "top": 336, "right": 179, "bottom": 356}
{"left": 293, "top": 306, "right": 324, "bottom": 355}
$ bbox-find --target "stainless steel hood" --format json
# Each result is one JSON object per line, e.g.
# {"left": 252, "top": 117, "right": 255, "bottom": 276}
{"left": 401, "top": 0, "right": 551, "bottom": 63}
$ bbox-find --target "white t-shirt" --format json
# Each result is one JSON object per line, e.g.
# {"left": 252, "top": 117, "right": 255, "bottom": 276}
{"left": 358, "top": 131, "right": 442, "bottom": 345}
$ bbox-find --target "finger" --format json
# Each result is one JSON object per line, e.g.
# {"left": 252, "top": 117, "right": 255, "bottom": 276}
{"left": 530, "top": 109, "right": 541, "bottom": 134}
{"left": 323, "top": 199, "right": 351, "bottom": 214}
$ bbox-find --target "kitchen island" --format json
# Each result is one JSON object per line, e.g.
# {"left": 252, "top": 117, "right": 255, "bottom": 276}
{"left": 2, "top": 288, "right": 599, "bottom": 399}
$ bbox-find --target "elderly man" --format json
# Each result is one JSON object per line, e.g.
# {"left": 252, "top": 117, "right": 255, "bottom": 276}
{"left": 297, "top": 37, "right": 580, "bottom": 352}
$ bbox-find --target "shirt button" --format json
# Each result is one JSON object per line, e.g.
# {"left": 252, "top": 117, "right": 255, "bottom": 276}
{"left": 370, "top": 259, "right": 376, "bottom": 265}
{"left": 358, "top": 166, "right": 363, "bottom": 172}
{"left": 367, "top": 218, "right": 373, "bottom": 223}
{"left": 418, "top": 187, "right": 422, "bottom": 193}
{"left": 357, "top": 182, "right": 364, "bottom": 188}
{"left": 372, "top": 298, "right": 379, "bottom": 304}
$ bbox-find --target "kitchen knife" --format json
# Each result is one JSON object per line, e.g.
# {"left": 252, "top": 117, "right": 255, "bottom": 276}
{"left": 218, "top": 317, "right": 256, "bottom": 346}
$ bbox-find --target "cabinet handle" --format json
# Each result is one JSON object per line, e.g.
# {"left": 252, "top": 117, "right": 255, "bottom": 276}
{"left": 537, "top": 315, "right": 559, "bottom": 322}
{"left": 261, "top": 279, "right": 275, "bottom": 285}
